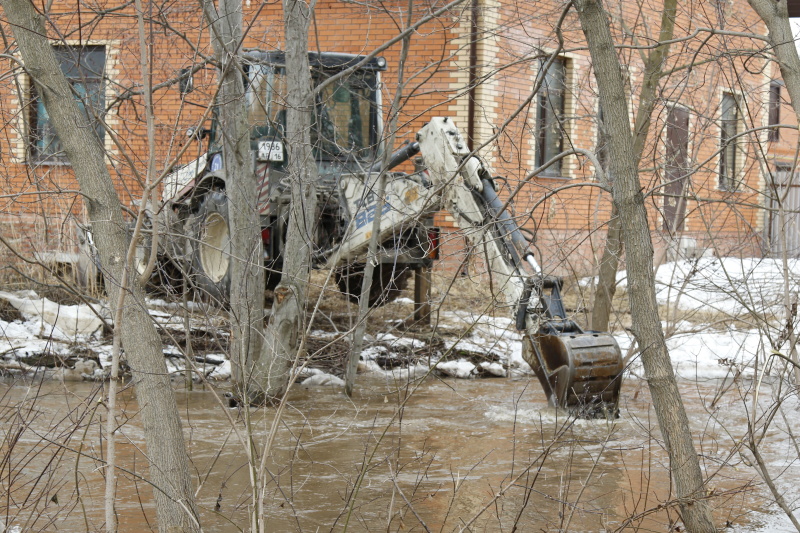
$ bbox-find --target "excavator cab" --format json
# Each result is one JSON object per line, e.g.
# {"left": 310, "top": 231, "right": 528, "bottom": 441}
{"left": 240, "top": 50, "right": 387, "bottom": 175}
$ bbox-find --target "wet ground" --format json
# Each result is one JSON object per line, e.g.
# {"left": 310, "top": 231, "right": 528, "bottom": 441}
{"left": 1, "top": 372, "right": 797, "bottom": 532}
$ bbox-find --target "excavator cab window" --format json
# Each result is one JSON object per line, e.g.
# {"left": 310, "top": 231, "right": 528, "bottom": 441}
{"left": 242, "top": 60, "right": 381, "bottom": 167}
{"left": 311, "top": 70, "right": 381, "bottom": 162}
{"left": 245, "top": 64, "right": 288, "bottom": 142}
{"left": 204, "top": 64, "right": 287, "bottom": 166}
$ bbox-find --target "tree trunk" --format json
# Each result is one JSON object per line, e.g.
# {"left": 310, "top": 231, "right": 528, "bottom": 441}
{"left": 202, "top": 0, "right": 267, "bottom": 402}
{"left": 344, "top": 0, "right": 414, "bottom": 395}
{"left": 251, "top": 0, "right": 319, "bottom": 400}
{"left": 591, "top": 0, "right": 678, "bottom": 332}
{"left": 591, "top": 206, "right": 621, "bottom": 330}
{"left": 1, "top": 1, "right": 199, "bottom": 530}
{"left": 748, "top": 0, "right": 800, "bottom": 385}
{"left": 574, "top": 0, "right": 715, "bottom": 530}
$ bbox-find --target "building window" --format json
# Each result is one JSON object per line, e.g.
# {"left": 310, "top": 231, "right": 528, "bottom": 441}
{"left": 719, "top": 92, "right": 740, "bottom": 191}
{"left": 768, "top": 80, "right": 781, "bottom": 142}
{"left": 663, "top": 106, "right": 690, "bottom": 232}
{"left": 535, "top": 57, "right": 566, "bottom": 177}
{"left": 29, "top": 45, "right": 106, "bottom": 162}
{"left": 766, "top": 163, "right": 795, "bottom": 256}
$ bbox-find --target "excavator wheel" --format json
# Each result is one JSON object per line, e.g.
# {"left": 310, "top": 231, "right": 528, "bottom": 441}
{"left": 132, "top": 216, "right": 185, "bottom": 295}
{"left": 192, "top": 190, "right": 232, "bottom": 304}
{"left": 523, "top": 332, "right": 623, "bottom": 418}
{"left": 336, "top": 263, "right": 411, "bottom": 307}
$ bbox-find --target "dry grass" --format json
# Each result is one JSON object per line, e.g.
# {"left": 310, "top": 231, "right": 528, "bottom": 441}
{"left": 2, "top": 254, "right": 763, "bottom": 360}
{"left": 0, "top": 299, "right": 23, "bottom": 322}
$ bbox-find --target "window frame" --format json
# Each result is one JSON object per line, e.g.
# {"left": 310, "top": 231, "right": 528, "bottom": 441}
{"left": 28, "top": 44, "right": 106, "bottom": 164}
{"left": 768, "top": 80, "right": 782, "bottom": 142}
{"left": 535, "top": 56, "right": 567, "bottom": 178}
{"left": 766, "top": 162, "right": 795, "bottom": 255}
{"left": 662, "top": 104, "right": 691, "bottom": 232}
{"left": 719, "top": 91, "right": 741, "bottom": 191}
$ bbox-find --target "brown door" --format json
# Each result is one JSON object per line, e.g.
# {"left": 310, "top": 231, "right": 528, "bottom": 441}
{"left": 663, "top": 106, "right": 690, "bottom": 232}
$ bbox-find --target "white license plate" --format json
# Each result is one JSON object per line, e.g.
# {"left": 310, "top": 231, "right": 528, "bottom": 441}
{"left": 257, "top": 141, "right": 284, "bottom": 162}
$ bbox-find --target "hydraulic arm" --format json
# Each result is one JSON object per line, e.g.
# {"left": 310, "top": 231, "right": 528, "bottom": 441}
{"left": 416, "top": 117, "right": 623, "bottom": 416}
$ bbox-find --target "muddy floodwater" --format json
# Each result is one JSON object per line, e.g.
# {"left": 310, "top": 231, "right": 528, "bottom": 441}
{"left": 1, "top": 373, "right": 798, "bottom": 532}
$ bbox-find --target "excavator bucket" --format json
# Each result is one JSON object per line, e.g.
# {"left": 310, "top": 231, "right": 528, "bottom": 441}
{"left": 523, "top": 332, "right": 623, "bottom": 417}
{"left": 521, "top": 277, "right": 624, "bottom": 418}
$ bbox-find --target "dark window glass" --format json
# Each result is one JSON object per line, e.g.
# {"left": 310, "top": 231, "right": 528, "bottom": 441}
{"left": 245, "top": 64, "right": 288, "bottom": 138}
{"left": 243, "top": 62, "right": 380, "bottom": 163}
{"left": 720, "top": 92, "right": 739, "bottom": 191}
{"left": 663, "top": 106, "right": 690, "bottom": 232}
{"left": 536, "top": 58, "right": 566, "bottom": 177}
{"left": 312, "top": 70, "right": 380, "bottom": 161}
{"left": 768, "top": 80, "right": 781, "bottom": 142}
{"left": 30, "top": 45, "right": 106, "bottom": 162}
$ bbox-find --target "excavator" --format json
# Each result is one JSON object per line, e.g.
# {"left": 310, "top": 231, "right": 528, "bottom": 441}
{"left": 334, "top": 117, "right": 624, "bottom": 417}
{"left": 151, "top": 53, "right": 624, "bottom": 416}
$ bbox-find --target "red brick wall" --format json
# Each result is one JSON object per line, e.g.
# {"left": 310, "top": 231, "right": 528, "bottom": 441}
{"left": 0, "top": 0, "right": 781, "bottom": 279}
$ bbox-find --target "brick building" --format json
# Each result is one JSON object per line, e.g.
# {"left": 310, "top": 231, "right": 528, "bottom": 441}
{"left": 0, "top": 0, "right": 792, "bottom": 281}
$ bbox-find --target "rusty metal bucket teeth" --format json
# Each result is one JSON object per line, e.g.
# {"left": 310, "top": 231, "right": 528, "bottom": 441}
{"left": 523, "top": 331, "right": 623, "bottom": 418}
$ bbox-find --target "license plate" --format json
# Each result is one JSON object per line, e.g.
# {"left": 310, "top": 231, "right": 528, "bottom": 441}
{"left": 257, "top": 141, "right": 284, "bottom": 162}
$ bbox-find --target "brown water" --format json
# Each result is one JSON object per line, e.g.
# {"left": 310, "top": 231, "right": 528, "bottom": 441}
{"left": 1, "top": 373, "right": 797, "bottom": 532}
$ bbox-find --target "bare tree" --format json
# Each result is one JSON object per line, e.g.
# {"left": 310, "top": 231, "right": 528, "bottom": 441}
{"left": 749, "top": 0, "right": 800, "bottom": 387}
{"left": 0, "top": 0, "right": 199, "bottom": 530}
{"left": 201, "top": 0, "right": 318, "bottom": 403}
{"left": 574, "top": 0, "right": 716, "bottom": 530}
{"left": 250, "top": 0, "right": 319, "bottom": 400}
{"left": 344, "top": 0, "right": 415, "bottom": 395}
{"left": 201, "top": 0, "right": 270, "bottom": 404}
{"left": 591, "top": 0, "right": 679, "bottom": 332}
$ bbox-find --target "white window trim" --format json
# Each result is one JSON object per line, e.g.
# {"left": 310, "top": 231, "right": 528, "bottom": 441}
{"left": 11, "top": 40, "right": 120, "bottom": 165}
{"left": 529, "top": 50, "right": 578, "bottom": 179}
{"left": 717, "top": 88, "right": 746, "bottom": 192}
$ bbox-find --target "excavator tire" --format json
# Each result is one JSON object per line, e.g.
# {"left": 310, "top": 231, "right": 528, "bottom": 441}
{"left": 192, "top": 190, "right": 232, "bottom": 303}
{"left": 523, "top": 332, "right": 623, "bottom": 418}
{"left": 132, "top": 216, "right": 184, "bottom": 295}
{"left": 336, "top": 263, "right": 411, "bottom": 307}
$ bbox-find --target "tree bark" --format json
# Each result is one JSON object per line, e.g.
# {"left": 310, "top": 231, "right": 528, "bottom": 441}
{"left": 591, "top": 0, "right": 678, "bottom": 332}
{"left": 574, "top": 0, "right": 715, "bottom": 530}
{"left": 251, "top": 0, "right": 319, "bottom": 400}
{"left": 1, "top": 1, "right": 199, "bottom": 530}
{"left": 591, "top": 207, "right": 621, "bottom": 330}
{"left": 202, "top": 0, "right": 267, "bottom": 402}
{"left": 748, "top": 0, "right": 800, "bottom": 385}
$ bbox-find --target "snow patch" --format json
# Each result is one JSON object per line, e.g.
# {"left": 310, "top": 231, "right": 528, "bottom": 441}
{"left": 301, "top": 373, "right": 345, "bottom": 387}
{"left": 376, "top": 333, "right": 426, "bottom": 349}
{"left": 480, "top": 361, "right": 507, "bottom": 377}
{"left": 435, "top": 359, "right": 477, "bottom": 379}
{"left": 0, "top": 290, "right": 104, "bottom": 339}
{"left": 612, "top": 257, "right": 800, "bottom": 317}
{"left": 359, "top": 362, "right": 430, "bottom": 381}
{"left": 208, "top": 360, "right": 231, "bottom": 380}
{"left": 360, "top": 345, "right": 387, "bottom": 361}
{"left": 616, "top": 326, "right": 764, "bottom": 379}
